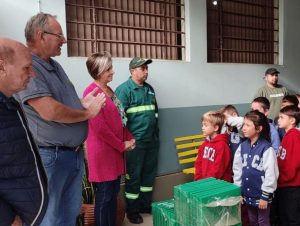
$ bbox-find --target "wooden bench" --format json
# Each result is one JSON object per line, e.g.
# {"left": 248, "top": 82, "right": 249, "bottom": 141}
{"left": 174, "top": 134, "right": 206, "bottom": 174}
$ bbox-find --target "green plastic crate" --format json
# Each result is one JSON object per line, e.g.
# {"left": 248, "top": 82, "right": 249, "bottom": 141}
{"left": 152, "top": 199, "right": 180, "bottom": 226}
{"left": 174, "top": 178, "right": 241, "bottom": 226}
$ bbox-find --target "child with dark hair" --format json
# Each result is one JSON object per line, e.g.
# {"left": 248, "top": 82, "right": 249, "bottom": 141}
{"left": 233, "top": 110, "right": 279, "bottom": 226}
{"left": 276, "top": 105, "right": 300, "bottom": 225}
{"left": 219, "top": 105, "right": 245, "bottom": 156}
{"left": 194, "top": 111, "right": 232, "bottom": 182}
{"left": 275, "top": 94, "right": 300, "bottom": 140}
{"left": 219, "top": 104, "right": 242, "bottom": 133}
{"left": 219, "top": 104, "right": 240, "bottom": 118}
{"left": 252, "top": 97, "right": 270, "bottom": 113}
{"left": 219, "top": 105, "right": 249, "bottom": 225}
{"left": 281, "top": 94, "right": 299, "bottom": 109}
{"left": 251, "top": 97, "right": 281, "bottom": 153}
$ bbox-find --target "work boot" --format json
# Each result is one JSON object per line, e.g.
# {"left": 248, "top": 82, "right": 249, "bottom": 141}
{"left": 127, "top": 212, "right": 143, "bottom": 224}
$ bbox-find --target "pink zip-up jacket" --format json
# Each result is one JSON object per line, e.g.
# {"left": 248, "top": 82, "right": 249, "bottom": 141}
{"left": 83, "top": 82, "right": 133, "bottom": 182}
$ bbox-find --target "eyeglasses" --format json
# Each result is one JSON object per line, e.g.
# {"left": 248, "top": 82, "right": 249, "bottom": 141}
{"left": 43, "top": 31, "right": 65, "bottom": 40}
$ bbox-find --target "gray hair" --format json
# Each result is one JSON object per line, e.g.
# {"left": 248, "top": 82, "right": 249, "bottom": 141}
{"left": 25, "top": 12, "right": 56, "bottom": 43}
{"left": 86, "top": 51, "right": 112, "bottom": 80}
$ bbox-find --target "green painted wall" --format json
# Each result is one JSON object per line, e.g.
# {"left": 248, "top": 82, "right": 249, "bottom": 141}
{"left": 156, "top": 103, "right": 250, "bottom": 175}
{"left": 1, "top": 0, "right": 299, "bottom": 175}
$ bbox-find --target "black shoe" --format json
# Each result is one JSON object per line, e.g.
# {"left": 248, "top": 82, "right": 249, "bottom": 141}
{"left": 140, "top": 207, "right": 152, "bottom": 214}
{"left": 127, "top": 213, "right": 143, "bottom": 224}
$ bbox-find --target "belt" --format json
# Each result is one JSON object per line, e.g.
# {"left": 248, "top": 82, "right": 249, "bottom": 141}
{"left": 38, "top": 144, "right": 83, "bottom": 152}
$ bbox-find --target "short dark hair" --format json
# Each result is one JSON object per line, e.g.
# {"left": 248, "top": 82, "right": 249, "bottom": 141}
{"left": 282, "top": 95, "right": 299, "bottom": 107}
{"left": 280, "top": 105, "right": 300, "bottom": 126}
{"left": 244, "top": 110, "right": 270, "bottom": 142}
{"left": 265, "top": 68, "right": 280, "bottom": 75}
{"left": 252, "top": 97, "right": 270, "bottom": 111}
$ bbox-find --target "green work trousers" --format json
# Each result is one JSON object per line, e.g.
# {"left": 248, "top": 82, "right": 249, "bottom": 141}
{"left": 125, "top": 140, "right": 159, "bottom": 214}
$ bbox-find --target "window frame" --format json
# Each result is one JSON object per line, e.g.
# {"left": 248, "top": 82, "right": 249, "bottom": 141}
{"left": 206, "top": 0, "right": 279, "bottom": 64}
{"left": 65, "top": 0, "right": 186, "bottom": 60}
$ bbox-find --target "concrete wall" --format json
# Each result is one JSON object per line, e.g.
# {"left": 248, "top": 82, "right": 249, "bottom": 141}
{"left": 1, "top": 0, "right": 300, "bottom": 175}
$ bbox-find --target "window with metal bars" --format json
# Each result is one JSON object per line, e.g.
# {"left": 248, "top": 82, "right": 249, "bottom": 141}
{"left": 207, "top": 0, "right": 279, "bottom": 64}
{"left": 65, "top": 0, "right": 185, "bottom": 60}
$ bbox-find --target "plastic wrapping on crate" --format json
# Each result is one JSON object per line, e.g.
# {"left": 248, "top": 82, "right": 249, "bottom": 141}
{"left": 200, "top": 196, "right": 241, "bottom": 226}
{"left": 152, "top": 199, "right": 180, "bottom": 226}
{"left": 174, "top": 178, "right": 241, "bottom": 226}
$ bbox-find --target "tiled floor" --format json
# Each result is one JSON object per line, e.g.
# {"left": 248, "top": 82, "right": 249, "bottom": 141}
{"left": 122, "top": 213, "right": 153, "bottom": 226}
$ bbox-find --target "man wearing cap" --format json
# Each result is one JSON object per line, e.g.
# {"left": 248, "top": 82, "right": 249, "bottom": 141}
{"left": 254, "top": 68, "right": 288, "bottom": 120}
{"left": 116, "top": 57, "right": 159, "bottom": 224}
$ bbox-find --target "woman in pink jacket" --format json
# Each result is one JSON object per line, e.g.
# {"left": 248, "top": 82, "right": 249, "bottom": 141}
{"left": 84, "top": 52, "right": 135, "bottom": 226}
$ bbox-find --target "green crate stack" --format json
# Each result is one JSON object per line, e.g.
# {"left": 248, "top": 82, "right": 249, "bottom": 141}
{"left": 192, "top": 182, "right": 241, "bottom": 225}
{"left": 174, "top": 178, "right": 241, "bottom": 226}
{"left": 174, "top": 178, "right": 216, "bottom": 226}
{"left": 152, "top": 199, "right": 180, "bottom": 226}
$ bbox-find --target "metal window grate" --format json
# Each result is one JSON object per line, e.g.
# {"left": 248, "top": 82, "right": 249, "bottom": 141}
{"left": 65, "top": 0, "right": 185, "bottom": 60}
{"left": 207, "top": 0, "right": 279, "bottom": 64}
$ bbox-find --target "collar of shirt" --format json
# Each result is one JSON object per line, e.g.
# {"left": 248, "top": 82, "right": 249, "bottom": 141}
{"left": 250, "top": 139, "right": 259, "bottom": 148}
{"left": 128, "top": 76, "right": 143, "bottom": 90}
{"left": 128, "top": 76, "right": 152, "bottom": 91}
{"left": 32, "top": 54, "right": 56, "bottom": 72}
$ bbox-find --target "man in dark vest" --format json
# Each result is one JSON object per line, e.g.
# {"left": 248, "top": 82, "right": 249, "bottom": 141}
{"left": 0, "top": 38, "right": 48, "bottom": 226}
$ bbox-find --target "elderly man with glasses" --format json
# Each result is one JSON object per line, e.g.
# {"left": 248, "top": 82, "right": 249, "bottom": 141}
{"left": 15, "top": 13, "right": 106, "bottom": 226}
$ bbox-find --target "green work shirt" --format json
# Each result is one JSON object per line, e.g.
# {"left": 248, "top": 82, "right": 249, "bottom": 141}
{"left": 115, "top": 77, "right": 159, "bottom": 142}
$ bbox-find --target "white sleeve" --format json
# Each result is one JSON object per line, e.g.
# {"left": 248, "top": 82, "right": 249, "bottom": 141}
{"left": 261, "top": 147, "right": 279, "bottom": 194}
{"left": 233, "top": 145, "right": 243, "bottom": 187}
{"left": 221, "top": 123, "right": 228, "bottom": 134}
{"left": 227, "top": 116, "right": 244, "bottom": 131}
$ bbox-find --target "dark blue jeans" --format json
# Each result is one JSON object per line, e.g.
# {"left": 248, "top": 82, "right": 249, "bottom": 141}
{"left": 94, "top": 177, "right": 121, "bottom": 226}
{"left": 38, "top": 148, "right": 84, "bottom": 226}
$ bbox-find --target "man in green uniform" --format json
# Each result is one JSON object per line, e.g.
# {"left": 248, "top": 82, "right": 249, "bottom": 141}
{"left": 116, "top": 57, "right": 159, "bottom": 224}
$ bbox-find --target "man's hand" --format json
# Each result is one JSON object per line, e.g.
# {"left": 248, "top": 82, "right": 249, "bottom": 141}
{"left": 82, "top": 88, "right": 106, "bottom": 118}
{"left": 258, "top": 199, "right": 268, "bottom": 210}
{"left": 81, "top": 87, "right": 101, "bottom": 108}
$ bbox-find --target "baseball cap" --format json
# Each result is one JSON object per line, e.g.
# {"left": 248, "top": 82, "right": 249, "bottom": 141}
{"left": 265, "top": 68, "right": 280, "bottom": 76}
{"left": 129, "top": 57, "right": 152, "bottom": 69}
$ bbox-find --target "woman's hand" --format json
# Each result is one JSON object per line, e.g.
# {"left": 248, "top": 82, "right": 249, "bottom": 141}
{"left": 130, "top": 139, "right": 136, "bottom": 149}
{"left": 125, "top": 139, "right": 136, "bottom": 151}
